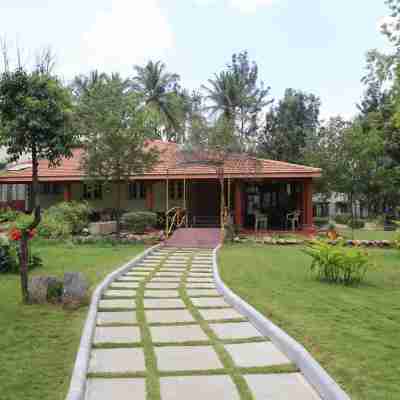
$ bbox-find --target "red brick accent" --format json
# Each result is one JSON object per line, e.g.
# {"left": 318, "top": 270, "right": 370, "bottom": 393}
{"left": 64, "top": 183, "right": 72, "bottom": 202}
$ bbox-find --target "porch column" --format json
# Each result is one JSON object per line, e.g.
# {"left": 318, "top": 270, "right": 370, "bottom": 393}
{"left": 302, "top": 180, "right": 314, "bottom": 229}
{"left": 64, "top": 183, "right": 72, "bottom": 202}
{"left": 234, "top": 180, "right": 243, "bottom": 227}
{"left": 145, "top": 181, "right": 154, "bottom": 211}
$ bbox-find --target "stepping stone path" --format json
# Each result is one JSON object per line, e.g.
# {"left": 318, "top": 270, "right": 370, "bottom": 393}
{"left": 85, "top": 248, "right": 322, "bottom": 400}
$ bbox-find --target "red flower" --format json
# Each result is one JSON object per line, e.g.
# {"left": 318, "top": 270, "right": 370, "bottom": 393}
{"left": 10, "top": 228, "right": 22, "bottom": 241}
{"left": 28, "top": 229, "right": 37, "bottom": 239}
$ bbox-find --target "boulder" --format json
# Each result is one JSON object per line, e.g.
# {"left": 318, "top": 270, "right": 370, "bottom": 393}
{"left": 28, "top": 276, "right": 49, "bottom": 303}
{"left": 63, "top": 272, "right": 88, "bottom": 307}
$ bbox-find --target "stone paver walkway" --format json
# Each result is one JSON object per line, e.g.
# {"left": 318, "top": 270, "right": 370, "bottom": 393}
{"left": 85, "top": 248, "right": 321, "bottom": 400}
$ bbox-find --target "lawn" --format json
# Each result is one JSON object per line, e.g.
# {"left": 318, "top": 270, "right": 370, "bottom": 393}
{"left": 218, "top": 244, "right": 400, "bottom": 400}
{"left": 0, "top": 241, "right": 146, "bottom": 400}
{"left": 337, "top": 228, "right": 398, "bottom": 241}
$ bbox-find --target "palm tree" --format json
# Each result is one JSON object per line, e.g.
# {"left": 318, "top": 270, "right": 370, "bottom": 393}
{"left": 132, "top": 60, "right": 183, "bottom": 141}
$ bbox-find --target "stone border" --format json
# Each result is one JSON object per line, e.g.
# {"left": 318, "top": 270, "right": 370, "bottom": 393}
{"left": 212, "top": 244, "right": 351, "bottom": 400}
{"left": 65, "top": 244, "right": 161, "bottom": 400}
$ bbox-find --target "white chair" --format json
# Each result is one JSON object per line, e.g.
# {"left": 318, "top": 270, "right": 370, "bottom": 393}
{"left": 255, "top": 211, "right": 268, "bottom": 232}
{"left": 286, "top": 210, "right": 301, "bottom": 231}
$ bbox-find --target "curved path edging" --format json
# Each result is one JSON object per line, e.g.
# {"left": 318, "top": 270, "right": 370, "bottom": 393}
{"left": 65, "top": 244, "right": 161, "bottom": 400}
{"left": 212, "top": 244, "right": 351, "bottom": 400}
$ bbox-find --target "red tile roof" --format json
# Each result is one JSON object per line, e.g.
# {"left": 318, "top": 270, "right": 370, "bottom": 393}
{"left": 0, "top": 140, "right": 321, "bottom": 182}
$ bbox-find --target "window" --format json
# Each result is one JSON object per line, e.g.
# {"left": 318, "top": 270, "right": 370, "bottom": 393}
{"left": 128, "top": 182, "right": 146, "bottom": 200}
{"left": 83, "top": 183, "right": 102, "bottom": 200}
{"left": 41, "top": 183, "right": 51, "bottom": 195}
{"left": 128, "top": 182, "right": 137, "bottom": 200}
{"left": 169, "top": 181, "right": 183, "bottom": 200}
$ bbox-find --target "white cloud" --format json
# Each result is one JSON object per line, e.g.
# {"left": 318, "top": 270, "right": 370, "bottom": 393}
{"left": 81, "top": 0, "right": 174, "bottom": 76}
{"left": 194, "top": 0, "right": 274, "bottom": 13}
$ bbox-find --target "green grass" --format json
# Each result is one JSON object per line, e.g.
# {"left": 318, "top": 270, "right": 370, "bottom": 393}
{"left": 0, "top": 241, "right": 145, "bottom": 400}
{"left": 337, "top": 228, "right": 398, "bottom": 241}
{"left": 218, "top": 244, "right": 400, "bottom": 400}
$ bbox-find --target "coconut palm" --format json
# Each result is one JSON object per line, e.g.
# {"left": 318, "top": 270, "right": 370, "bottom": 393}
{"left": 132, "top": 60, "right": 184, "bottom": 141}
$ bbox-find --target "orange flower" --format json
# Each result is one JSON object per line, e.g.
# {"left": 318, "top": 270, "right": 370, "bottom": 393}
{"left": 10, "top": 228, "right": 22, "bottom": 241}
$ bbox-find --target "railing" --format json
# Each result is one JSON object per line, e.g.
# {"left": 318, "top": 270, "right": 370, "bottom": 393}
{"left": 165, "top": 207, "right": 187, "bottom": 238}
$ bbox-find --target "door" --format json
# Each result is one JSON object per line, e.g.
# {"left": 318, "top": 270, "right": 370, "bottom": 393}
{"left": 190, "top": 181, "right": 220, "bottom": 227}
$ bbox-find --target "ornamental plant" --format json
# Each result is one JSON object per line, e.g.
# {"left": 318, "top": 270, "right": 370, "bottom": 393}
{"left": 303, "top": 240, "right": 371, "bottom": 285}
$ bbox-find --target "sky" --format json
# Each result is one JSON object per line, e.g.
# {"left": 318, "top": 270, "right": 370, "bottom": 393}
{"left": 0, "top": 0, "right": 392, "bottom": 120}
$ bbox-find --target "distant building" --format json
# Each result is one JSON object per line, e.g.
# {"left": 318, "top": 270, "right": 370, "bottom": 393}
{"left": 313, "top": 193, "right": 368, "bottom": 219}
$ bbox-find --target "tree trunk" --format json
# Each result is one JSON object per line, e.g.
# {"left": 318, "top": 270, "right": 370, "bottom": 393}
{"left": 20, "top": 146, "right": 41, "bottom": 304}
{"left": 19, "top": 232, "right": 29, "bottom": 304}
{"left": 116, "top": 180, "right": 121, "bottom": 238}
{"left": 220, "top": 174, "right": 225, "bottom": 242}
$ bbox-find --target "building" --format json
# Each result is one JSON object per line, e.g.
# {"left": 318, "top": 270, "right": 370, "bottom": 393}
{"left": 0, "top": 141, "right": 321, "bottom": 232}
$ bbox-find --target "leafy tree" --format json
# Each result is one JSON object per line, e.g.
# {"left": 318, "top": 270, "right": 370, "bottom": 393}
{"left": 132, "top": 60, "right": 186, "bottom": 142}
{"left": 259, "top": 88, "right": 320, "bottom": 163}
{"left": 76, "top": 73, "right": 159, "bottom": 235}
{"left": 0, "top": 63, "right": 75, "bottom": 303}
{"left": 203, "top": 51, "right": 271, "bottom": 147}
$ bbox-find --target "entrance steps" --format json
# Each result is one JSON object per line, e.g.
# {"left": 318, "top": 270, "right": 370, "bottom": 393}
{"left": 164, "top": 228, "right": 221, "bottom": 249}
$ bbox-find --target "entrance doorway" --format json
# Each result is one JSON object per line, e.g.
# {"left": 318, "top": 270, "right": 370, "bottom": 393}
{"left": 190, "top": 181, "right": 220, "bottom": 227}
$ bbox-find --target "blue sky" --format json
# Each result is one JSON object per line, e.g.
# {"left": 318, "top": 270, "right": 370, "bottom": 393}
{"left": 0, "top": 0, "right": 390, "bottom": 119}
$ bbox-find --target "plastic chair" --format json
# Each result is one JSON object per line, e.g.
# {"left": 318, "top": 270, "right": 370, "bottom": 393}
{"left": 255, "top": 211, "right": 268, "bottom": 232}
{"left": 286, "top": 210, "right": 301, "bottom": 231}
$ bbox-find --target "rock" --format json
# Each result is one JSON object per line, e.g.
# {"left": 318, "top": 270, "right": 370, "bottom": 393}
{"left": 63, "top": 272, "right": 88, "bottom": 307}
{"left": 28, "top": 276, "right": 50, "bottom": 303}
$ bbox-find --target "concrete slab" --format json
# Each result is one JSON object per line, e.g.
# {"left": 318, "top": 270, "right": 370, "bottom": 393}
{"left": 143, "top": 298, "right": 185, "bottom": 309}
{"left": 155, "top": 345, "right": 223, "bottom": 372}
{"left": 245, "top": 373, "right": 321, "bottom": 400}
{"left": 150, "top": 325, "right": 208, "bottom": 343}
{"left": 188, "top": 272, "right": 213, "bottom": 277}
{"left": 186, "top": 277, "right": 214, "bottom": 283}
{"left": 158, "top": 268, "right": 185, "bottom": 272}
{"left": 209, "top": 322, "right": 263, "bottom": 340}
{"left": 88, "top": 348, "right": 145, "bottom": 373}
{"left": 155, "top": 272, "right": 184, "bottom": 277}
{"left": 145, "top": 309, "right": 195, "bottom": 324}
{"left": 94, "top": 326, "right": 141, "bottom": 344}
{"left": 146, "top": 282, "right": 180, "bottom": 289}
{"left": 186, "top": 289, "right": 220, "bottom": 297}
{"left": 97, "top": 311, "right": 136, "bottom": 325}
{"left": 160, "top": 376, "right": 240, "bottom": 400}
{"left": 190, "top": 268, "right": 213, "bottom": 273}
{"left": 198, "top": 308, "right": 245, "bottom": 321}
{"left": 190, "top": 264, "right": 212, "bottom": 268}
{"left": 151, "top": 278, "right": 182, "bottom": 283}
{"left": 103, "top": 290, "right": 136, "bottom": 298}
{"left": 162, "top": 264, "right": 187, "bottom": 269}
{"left": 191, "top": 298, "right": 229, "bottom": 308}
{"left": 85, "top": 378, "right": 146, "bottom": 400}
{"left": 144, "top": 290, "right": 179, "bottom": 298}
{"left": 98, "top": 299, "right": 135, "bottom": 310}
{"left": 225, "top": 342, "right": 291, "bottom": 367}
{"left": 186, "top": 283, "right": 216, "bottom": 289}
{"left": 118, "top": 276, "right": 144, "bottom": 282}
{"left": 110, "top": 282, "right": 140, "bottom": 289}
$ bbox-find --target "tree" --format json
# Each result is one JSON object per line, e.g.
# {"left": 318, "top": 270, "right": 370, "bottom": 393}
{"left": 259, "top": 88, "right": 321, "bottom": 164}
{"left": 132, "top": 60, "right": 186, "bottom": 142}
{"left": 203, "top": 51, "right": 271, "bottom": 148}
{"left": 0, "top": 62, "right": 75, "bottom": 303}
{"left": 76, "top": 73, "right": 159, "bottom": 235}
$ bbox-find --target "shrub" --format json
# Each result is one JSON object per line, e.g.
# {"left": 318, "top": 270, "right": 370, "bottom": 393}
{"left": 13, "top": 213, "right": 71, "bottom": 240}
{"left": 0, "top": 207, "right": 20, "bottom": 223}
{"left": 0, "top": 238, "right": 42, "bottom": 274}
{"left": 303, "top": 240, "right": 371, "bottom": 285}
{"left": 122, "top": 211, "right": 157, "bottom": 233}
{"left": 37, "top": 214, "right": 71, "bottom": 239}
{"left": 314, "top": 217, "right": 330, "bottom": 228}
{"left": 47, "top": 201, "right": 91, "bottom": 234}
{"left": 334, "top": 213, "right": 351, "bottom": 225}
